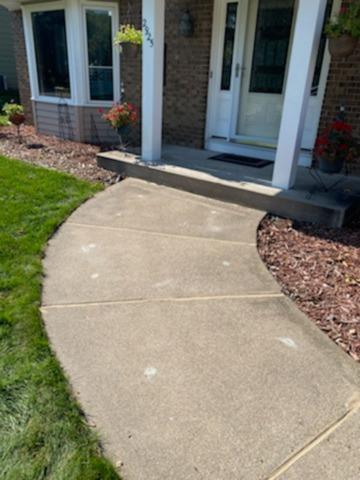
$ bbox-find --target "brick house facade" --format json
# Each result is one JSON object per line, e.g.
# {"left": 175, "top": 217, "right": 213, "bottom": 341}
{"left": 10, "top": 10, "right": 33, "bottom": 123}
{"left": 5, "top": 0, "right": 360, "bottom": 174}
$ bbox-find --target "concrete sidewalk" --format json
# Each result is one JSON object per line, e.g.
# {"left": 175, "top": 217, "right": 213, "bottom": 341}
{"left": 42, "top": 178, "right": 360, "bottom": 480}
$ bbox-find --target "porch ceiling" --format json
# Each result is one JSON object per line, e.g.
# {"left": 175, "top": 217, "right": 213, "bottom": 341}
{"left": 0, "top": 0, "right": 50, "bottom": 11}
{"left": 0, "top": 1, "right": 20, "bottom": 10}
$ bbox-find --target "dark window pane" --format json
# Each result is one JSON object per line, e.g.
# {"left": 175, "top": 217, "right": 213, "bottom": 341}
{"left": 311, "top": 0, "right": 333, "bottom": 95}
{"left": 89, "top": 67, "right": 113, "bottom": 101}
{"left": 32, "top": 10, "right": 70, "bottom": 97}
{"left": 86, "top": 9, "right": 113, "bottom": 100}
{"left": 221, "top": 3, "right": 238, "bottom": 91}
{"left": 249, "top": 0, "right": 295, "bottom": 94}
{"left": 86, "top": 9, "right": 112, "bottom": 66}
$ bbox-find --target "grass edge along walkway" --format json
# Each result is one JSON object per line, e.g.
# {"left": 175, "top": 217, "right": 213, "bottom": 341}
{"left": 0, "top": 156, "right": 119, "bottom": 479}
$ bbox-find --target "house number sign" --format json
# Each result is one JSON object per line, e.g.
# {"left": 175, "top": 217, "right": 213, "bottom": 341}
{"left": 142, "top": 18, "right": 154, "bottom": 47}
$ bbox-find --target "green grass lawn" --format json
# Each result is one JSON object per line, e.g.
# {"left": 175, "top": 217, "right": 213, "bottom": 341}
{"left": 0, "top": 156, "right": 119, "bottom": 479}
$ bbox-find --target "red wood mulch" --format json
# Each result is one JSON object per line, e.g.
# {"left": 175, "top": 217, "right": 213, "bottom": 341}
{"left": 0, "top": 125, "right": 118, "bottom": 184}
{"left": 258, "top": 215, "right": 360, "bottom": 361}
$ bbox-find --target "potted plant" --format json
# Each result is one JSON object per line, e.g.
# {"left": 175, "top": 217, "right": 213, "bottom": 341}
{"left": 325, "top": 3, "right": 360, "bottom": 57}
{"left": 314, "top": 120, "right": 358, "bottom": 174}
{"left": 3, "top": 102, "right": 25, "bottom": 142}
{"left": 101, "top": 102, "right": 138, "bottom": 149}
{"left": 114, "top": 24, "right": 142, "bottom": 57}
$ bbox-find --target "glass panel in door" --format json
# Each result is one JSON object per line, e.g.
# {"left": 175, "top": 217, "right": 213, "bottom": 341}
{"left": 236, "top": 0, "right": 295, "bottom": 144}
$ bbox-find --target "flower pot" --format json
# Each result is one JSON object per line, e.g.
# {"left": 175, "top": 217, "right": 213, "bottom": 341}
{"left": 121, "top": 43, "right": 140, "bottom": 58}
{"left": 9, "top": 113, "right": 25, "bottom": 126}
{"left": 319, "top": 157, "right": 344, "bottom": 174}
{"left": 328, "top": 35, "right": 358, "bottom": 58}
{"left": 117, "top": 125, "right": 131, "bottom": 137}
{"left": 117, "top": 125, "right": 131, "bottom": 151}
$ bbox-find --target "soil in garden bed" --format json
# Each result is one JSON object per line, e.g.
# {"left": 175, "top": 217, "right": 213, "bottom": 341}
{"left": 0, "top": 125, "right": 118, "bottom": 184}
{"left": 258, "top": 215, "right": 360, "bottom": 361}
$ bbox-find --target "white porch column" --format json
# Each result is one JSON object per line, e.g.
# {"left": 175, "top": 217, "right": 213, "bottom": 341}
{"left": 272, "top": 0, "right": 327, "bottom": 189}
{"left": 142, "top": 0, "right": 165, "bottom": 162}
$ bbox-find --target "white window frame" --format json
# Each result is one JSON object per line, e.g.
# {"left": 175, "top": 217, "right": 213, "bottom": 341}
{"left": 22, "top": 0, "right": 120, "bottom": 107}
{"left": 22, "top": 1, "right": 76, "bottom": 105}
{"left": 80, "top": 1, "right": 120, "bottom": 107}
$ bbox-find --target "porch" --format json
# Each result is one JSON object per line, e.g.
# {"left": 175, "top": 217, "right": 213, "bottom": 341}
{"left": 139, "top": 0, "right": 341, "bottom": 191}
{"left": 95, "top": 0, "right": 360, "bottom": 226}
{"left": 97, "top": 145, "right": 360, "bottom": 227}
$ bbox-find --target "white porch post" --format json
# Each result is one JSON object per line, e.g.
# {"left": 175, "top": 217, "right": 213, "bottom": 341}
{"left": 142, "top": 0, "right": 165, "bottom": 162}
{"left": 272, "top": 0, "right": 327, "bottom": 189}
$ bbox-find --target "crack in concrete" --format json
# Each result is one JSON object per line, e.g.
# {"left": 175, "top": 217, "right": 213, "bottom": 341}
{"left": 66, "top": 222, "right": 257, "bottom": 246}
{"left": 41, "top": 292, "right": 283, "bottom": 310}
{"left": 266, "top": 395, "right": 360, "bottom": 479}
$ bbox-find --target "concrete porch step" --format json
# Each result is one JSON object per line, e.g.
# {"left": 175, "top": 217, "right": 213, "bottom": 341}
{"left": 97, "top": 150, "right": 357, "bottom": 227}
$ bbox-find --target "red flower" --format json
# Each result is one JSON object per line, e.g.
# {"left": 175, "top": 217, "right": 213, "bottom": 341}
{"left": 314, "top": 119, "right": 357, "bottom": 162}
{"left": 331, "top": 120, "right": 352, "bottom": 133}
{"left": 100, "top": 102, "right": 139, "bottom": 130}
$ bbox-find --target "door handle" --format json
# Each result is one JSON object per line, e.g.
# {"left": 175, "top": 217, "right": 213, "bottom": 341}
{"left": 235, "top": 64, "right": 245, "bottom": 78}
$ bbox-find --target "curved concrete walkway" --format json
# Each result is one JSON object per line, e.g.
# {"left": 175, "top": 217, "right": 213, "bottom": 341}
{"left": 42, "top": 179, "right": 360, "bottom": 480}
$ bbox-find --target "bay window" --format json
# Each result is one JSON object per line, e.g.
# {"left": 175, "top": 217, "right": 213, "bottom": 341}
{"left": 23, "top": 1, "right": 119, "bottom": 105}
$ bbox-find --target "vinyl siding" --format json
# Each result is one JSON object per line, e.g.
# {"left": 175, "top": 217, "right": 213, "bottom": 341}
{"left": 80, "top": 107, "right": 119, "bottom": 144}
{"left": 34, "top": 102, "right": 119, "bottom": 144}
{"left": 34, "top": 101, "right": 79, "bottom": 140}
{"left": 0, "top": 6, "right": 18, "bottom": 90}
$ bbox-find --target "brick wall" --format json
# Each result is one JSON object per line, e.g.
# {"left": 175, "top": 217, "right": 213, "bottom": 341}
{"left": 119, "top": 0, "right": 214, "bottom": 149}
{"left": 11, "top": 10, "right": 33, "bottom": 124}
{"left": 319, "top": 1, "right": 360, "bottom": 174}
{"left": 119, "top": 0, "right": 142, "bottom": 146}
{"left": 163, "top": 0, "right": 213, "bottom": 148}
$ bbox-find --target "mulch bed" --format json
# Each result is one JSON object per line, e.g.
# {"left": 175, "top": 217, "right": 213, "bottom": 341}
{"left": 0, "top": 125, "right": 118, "bottom": 184}
{"left": 258, "top": 215, "right": 360, "bottom": 361}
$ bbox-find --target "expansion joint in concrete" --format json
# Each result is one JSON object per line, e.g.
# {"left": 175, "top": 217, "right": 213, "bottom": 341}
{"left": 67, "top": 222, "right": 257, "bottom": 246}
{"left": 41, "top": 292, "right": 284, "bottom": 311}
{"left": 266, "top": 396, "right": 360, "bottom": 480}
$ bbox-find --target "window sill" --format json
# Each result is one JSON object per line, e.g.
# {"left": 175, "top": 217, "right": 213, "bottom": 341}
{"left": 32, "top": 96, "right": 74, "bottom": 105}
{"left": 32, "top": 97, "right": 116, "bottom": 108}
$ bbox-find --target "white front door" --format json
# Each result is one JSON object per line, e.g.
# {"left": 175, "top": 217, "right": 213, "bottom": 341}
{"left": 206, "top": 0, "right": 340, "bottom": 156}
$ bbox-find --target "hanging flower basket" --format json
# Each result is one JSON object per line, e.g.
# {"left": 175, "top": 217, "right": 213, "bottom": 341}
{"left": 325, "top": 4, "right": 360, "bottom": 58}
{"left": 114, "top": 24, "right": 142, "bottom": 58}
{"left": 121, "top": 42, "right": 140, "bottom": 58}
{"left": 328, "top": 34, "right": 358, "bottom": 58}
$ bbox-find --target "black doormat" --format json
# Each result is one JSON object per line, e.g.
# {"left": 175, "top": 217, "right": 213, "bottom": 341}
{"left": 209, "top": 153, "right": 272, "bottom": 168}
